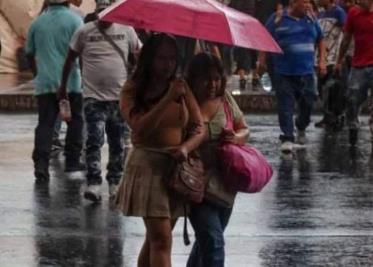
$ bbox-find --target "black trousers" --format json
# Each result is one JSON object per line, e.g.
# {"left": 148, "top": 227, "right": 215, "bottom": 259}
{"left": 318, "top": 65, "right": 346, "bottom": 119}
{"left": 32, "top": 93, "right": 83, "bottom": 168}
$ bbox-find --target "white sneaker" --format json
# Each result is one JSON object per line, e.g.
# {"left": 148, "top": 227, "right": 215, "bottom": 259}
{"left": 296, "top": 130, "right": 307, "bottom": 145}
{"left": 281, "top": 141, "right": 293, "bottom": 154}
{"left": 84, "top": 184, "right": 102, "bottom": 202}
{"left": 108, "top": 184, "right": 119, "bottom": 199}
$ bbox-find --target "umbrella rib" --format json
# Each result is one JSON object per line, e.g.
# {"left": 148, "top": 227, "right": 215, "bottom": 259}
{"left": 204, "top": 0, "right": 235, "bottom": 45}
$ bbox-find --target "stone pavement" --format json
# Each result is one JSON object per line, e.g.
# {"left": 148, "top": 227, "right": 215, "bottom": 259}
{"left": 1, "top": 113, "right": 373, "bottom": 267}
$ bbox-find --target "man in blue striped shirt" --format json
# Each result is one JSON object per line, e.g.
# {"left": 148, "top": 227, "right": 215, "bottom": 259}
{"left": 258, "top": 0, "right": 326, "bottom": 153}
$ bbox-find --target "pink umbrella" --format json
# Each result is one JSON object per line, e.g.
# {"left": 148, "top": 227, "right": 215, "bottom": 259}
{"left": 99, "top": 0, "right": 282, "bottom": 53}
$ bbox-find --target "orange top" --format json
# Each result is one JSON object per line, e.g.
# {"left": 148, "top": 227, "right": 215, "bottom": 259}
{"left": 121, "top": 80, "right": 202, "bottom": 148}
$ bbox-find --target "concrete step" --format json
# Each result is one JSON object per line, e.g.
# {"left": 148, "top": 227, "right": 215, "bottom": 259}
{"left": 0, "top": 74, "right": 277, "bottom": 112}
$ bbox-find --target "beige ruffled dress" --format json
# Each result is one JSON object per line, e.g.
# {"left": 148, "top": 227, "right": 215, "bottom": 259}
{"left": 115, "top": 81, "right": 201, "bottom": 219}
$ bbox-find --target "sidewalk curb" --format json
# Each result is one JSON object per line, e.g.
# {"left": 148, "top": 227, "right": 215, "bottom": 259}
{"left": 0, "top": 93, "right": 277, "bottom": 112}
{"left": 0, "top": 74, "right": 279, "bottom": 112}
{"left": 0, "top": 94, "right": 37, "bottom": 111}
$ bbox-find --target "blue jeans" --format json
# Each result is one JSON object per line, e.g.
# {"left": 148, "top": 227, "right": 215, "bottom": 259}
{"left": 274, "top": 74, "right": 316, "bottom": 142}
{"left": 187, "top": 201, "right": 233, "bottom": 267}
{"left": 346, "top": 67, "right": 373, "bottom": 131}
{"left": 84, "top": 99, "right": 129, "bottom": 185}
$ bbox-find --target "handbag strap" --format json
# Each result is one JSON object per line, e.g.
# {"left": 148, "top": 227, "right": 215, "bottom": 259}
{"left": 223, "top": 98, "right": 234, "bottom": 130}
{"left": 95, "top": 22, "right": 128, "bottom": 70}
{"left": 183, "top": 205, "right": 190, "bottom": 245}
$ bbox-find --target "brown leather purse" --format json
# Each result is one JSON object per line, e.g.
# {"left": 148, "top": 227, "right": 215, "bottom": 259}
{"left": 166, "top": 152, "right": 207, "bottom": 246}
{"left": 168, "top": 152, "right": 207, "bottom": 203}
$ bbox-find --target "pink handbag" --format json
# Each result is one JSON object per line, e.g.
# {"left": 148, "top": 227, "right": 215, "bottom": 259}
{"left": 218, "top": 99, "right": 273, "bottom": 193}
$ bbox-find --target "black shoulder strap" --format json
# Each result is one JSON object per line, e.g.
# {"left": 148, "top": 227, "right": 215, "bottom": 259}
{"left": 95, "top": 22, "right": 128, "bottom": 69}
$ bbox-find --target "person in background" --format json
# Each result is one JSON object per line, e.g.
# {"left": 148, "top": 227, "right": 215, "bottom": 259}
{"left": 228, "top": 0, "right": 259, "bottom": 90}
{"left": 116, "top": 33, "right": 204, "bottom": 267}
{"left": 38, "top": 0, "right": 85, "bottom": 151}
{"left": 334, "top": 0, "right": 373, "bottom": 146}
{"left": 186, "top": 52, "right": 249, "bottom": 267}
{"left": 254, "top": 0, "right": 290, "bottom": 92}
{"left": 338, "top": 0, "right": 356, "bottom": 11}
{"left": 337, "top": 0, "right": 356, "bottom": 72}
{"left": 84, "top": 0, "right": 139, "bottom": 75}
{"left": 314, "top": 0, "right": 347, "bottom": 129}
{"left": 25, "top": 0, "right": 85, "bottom": 183}
{"left": 84, "top": 0, "right": 108, "bottom": 23}
{"left": 59, "top": 0, "right": 141, "bottom": 202}
{"left": 257, "top": 0, "right": 326, "bottom": 154}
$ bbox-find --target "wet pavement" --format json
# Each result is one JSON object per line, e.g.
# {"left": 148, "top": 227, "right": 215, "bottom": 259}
{"left": 1, "top": 113, "right": 373, "bottom": 267}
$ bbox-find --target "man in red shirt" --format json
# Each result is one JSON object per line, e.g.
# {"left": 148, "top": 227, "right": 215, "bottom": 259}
{"left": 335, "top": 0, "right": 373, "bottom": 146}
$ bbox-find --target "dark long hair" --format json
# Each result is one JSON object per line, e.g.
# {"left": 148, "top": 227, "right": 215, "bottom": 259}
{"left": 186, "top": 53, "right": 226, "bottom": 103}
{"left": 131, "top": 33, "right": 179, "bottom": 112}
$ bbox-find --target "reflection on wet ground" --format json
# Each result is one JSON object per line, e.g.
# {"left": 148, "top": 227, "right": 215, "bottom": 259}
{"left": 33, "top": 179, "right": 125, "bottom": 267}
{"left": 0, "top": 114, "right": 373, "bottom": 266}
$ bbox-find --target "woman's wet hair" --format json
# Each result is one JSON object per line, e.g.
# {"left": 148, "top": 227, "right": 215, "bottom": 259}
{"left": 187, "top": 52, "right": 226, "bottom": 102}
{"left": 131, "top": 33, "right": 179, "bottom": 112}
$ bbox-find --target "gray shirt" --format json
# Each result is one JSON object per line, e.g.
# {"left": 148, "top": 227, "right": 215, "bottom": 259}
{"left": 70, "top": 22, "right": 141, "bottom": 101}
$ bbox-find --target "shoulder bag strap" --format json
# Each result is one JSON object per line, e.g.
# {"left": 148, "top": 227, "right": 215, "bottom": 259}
{"left": 95, "top": 22, "right": 128, "bottom": 70}
{"left": 223, "top": 97, "right": 234, "bottom": 130}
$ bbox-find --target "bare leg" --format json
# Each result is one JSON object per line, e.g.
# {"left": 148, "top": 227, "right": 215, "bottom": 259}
{"left": 138, "top": 235, "right": 150, "bottom": 267}
{"left": 143, "top": 217, "right": 173, "bottom": 267}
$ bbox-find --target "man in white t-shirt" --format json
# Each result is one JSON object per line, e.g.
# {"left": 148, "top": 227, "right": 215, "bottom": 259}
{"left": 59, "top": 0, "right": 142, "bottom": 202}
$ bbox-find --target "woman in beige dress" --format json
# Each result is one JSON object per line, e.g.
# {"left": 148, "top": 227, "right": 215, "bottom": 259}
{"left": 116, "top": 33, "right": 204, "bottom": 267}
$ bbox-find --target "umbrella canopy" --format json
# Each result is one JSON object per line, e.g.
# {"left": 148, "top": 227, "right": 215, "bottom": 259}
{"left": 99, "top": 0, "right": 282, "bottom": 53}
